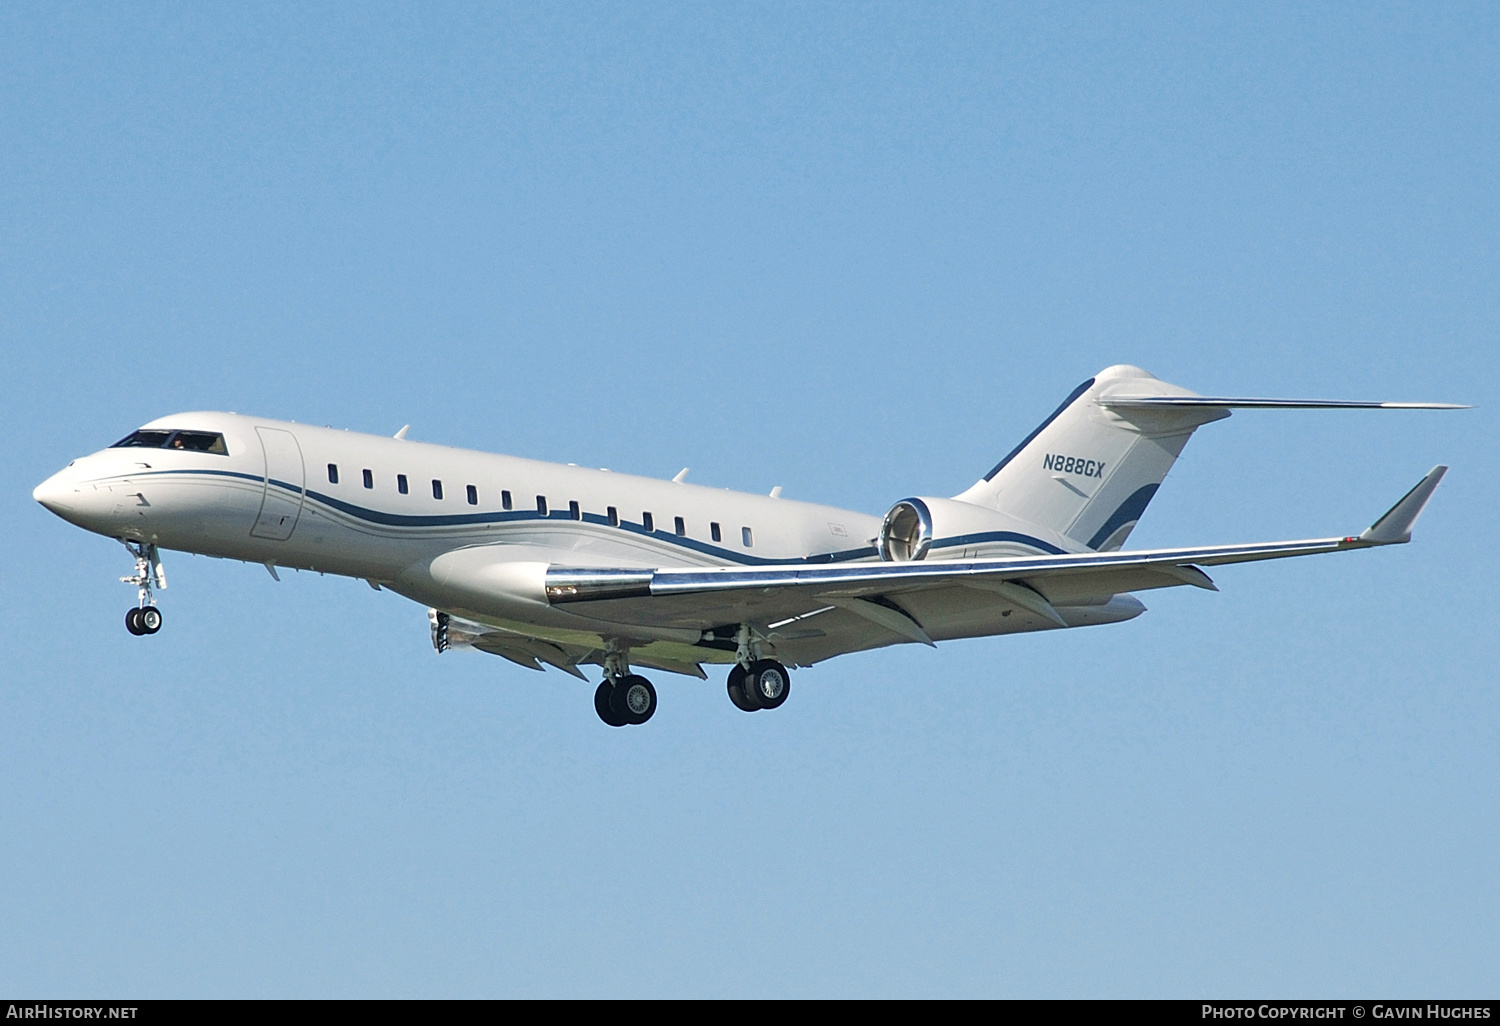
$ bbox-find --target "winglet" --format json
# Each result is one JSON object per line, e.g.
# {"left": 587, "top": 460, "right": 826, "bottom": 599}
{"left": 1358, "top": 466, "right": 1448, "bottom": 545}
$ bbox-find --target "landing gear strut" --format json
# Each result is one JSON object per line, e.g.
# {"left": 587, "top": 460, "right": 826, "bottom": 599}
{"left": 121, "top": 540, "right": 165, "bottom": 636}
{"left": 725, "top": 624, "right": 791, "bottom": 712}
{"left": 594, "top": 640, "right": 657, "bottom": 726}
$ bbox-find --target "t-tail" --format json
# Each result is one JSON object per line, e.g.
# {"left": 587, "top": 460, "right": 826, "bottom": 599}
{"left": 952, "top": 364, "right": 1465, "bottom": 552}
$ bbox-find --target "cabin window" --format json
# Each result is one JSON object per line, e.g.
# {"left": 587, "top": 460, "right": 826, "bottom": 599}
{"left": 501, "top": 490, "right": 512, "bottom": 510}
{"left": 327, "top": 464, "right": 339, "bottom": 484}
{"left": 607, "top": 506, "right": 619, "bottom": 527}
{"left": 432, "top": 479, "right": 443, "bottom": 500}
{"left": 711, "top": 522, "right": 722, "bottom": 542}
{"left": 397, "top": 474, "right": 408, "bottom": 494}
{"left": 742, "top": 526, "right": 753, "bottom": 547}
{"left": 569, "top": 500, "right": 581, "bottom": 520}
{"left": 466, "top": 484, "right": 478, "bottom": 505}
{"left": 362, "top": 469, "right": 373, "bottom": 489}
{"left": 674, "top": 516, "right": 686, "bottom": 537}
{"left": 642, "top": 512, "right": 654, "bottom": 532}
{"left": 536, "top": 496, "right": 548, "bottom": 516}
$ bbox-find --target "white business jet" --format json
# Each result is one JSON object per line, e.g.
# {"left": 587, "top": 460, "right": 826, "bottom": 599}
{"left": 33, "top": 365, "right": 1460, "bottom": 726}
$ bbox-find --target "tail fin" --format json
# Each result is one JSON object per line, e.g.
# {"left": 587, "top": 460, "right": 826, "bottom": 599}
{"left": 954, "top": 366, "right": 1466, "bottom": 551}
{"left": 953, "top": 365, "right": 1230, "bottom": 551}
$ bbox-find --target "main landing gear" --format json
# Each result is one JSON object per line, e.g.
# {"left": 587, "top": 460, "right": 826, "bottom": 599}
{"left": 726, "top": 660, "right": 791, "bottom": 712}
{"left": 594, "top": 640, "right": 658, "bottom": 727}
{"left": 589, "top": 630, "right": 793, "bottom": 725}
{"left": 725, "top": 624, "right": 791, "bottom": 713}
{"left": 121, "top": 540, "right": 165, "bottom": 636}
{"left": 594, "top": 675, "right": 658, "bottom": 727}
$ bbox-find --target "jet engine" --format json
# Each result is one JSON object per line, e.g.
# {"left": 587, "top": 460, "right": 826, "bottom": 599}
{"left": 877, "top": 498, "right": 934, "bottom": 561}
{"left": 877, "top": 496, "right": 1071, "bottom": 561}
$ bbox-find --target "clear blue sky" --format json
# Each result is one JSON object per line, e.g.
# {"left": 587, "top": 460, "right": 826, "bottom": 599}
{"left": 2, "top": 1, "right": 1496, "bottom": 997}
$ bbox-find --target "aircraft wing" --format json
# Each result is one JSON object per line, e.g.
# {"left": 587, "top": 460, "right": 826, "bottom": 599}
{"left": 529, "top": 466, "right": 1448, "bottom": 667}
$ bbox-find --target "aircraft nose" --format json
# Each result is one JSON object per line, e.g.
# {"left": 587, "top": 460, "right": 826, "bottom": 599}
{"left": 33, "top": 471, "right": 77, "bottom": 514}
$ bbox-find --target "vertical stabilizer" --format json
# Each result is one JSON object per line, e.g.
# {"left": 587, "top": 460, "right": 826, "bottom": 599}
{"left": 953, "top": 366, "right": 1229, "bottom": 550}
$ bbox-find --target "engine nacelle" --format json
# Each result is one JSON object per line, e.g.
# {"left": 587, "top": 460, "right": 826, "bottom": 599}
{"left": 878, "top": 496, "right": 1070, "bottom": 561}
{"left": 878, "top": 498, "right": 934, "bottom": 561}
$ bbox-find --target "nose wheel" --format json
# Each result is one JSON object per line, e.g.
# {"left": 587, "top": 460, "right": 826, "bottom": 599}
{"left": 126, "top": 606, "right": 163, "bottom": 635}
{"left": 120, "top": 540, "right": 167, "bottom": 636}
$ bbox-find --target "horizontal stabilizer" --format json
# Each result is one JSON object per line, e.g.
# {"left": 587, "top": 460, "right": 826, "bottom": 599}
{"left": 1359, "top": 466, "right": 1448, "bottom": 545}
{"left": 1100, "top": 396, "right": 1469, "bottom": 410}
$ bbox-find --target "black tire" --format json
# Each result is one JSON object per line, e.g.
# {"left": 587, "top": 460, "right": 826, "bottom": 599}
{"left": 125, "top": 608, "right": 144, "bottom": 635}
{"left": 613, "top": 674, "right": 657, "bottom": 725}
{"left": 138, "top": 606, "right": 162, "bottom": 634}
{"left": 726, "top": 664, "right": 758, "bottom": 712}
{"left": 748, "top": 660, "right": 790, "bottom": 710}
{"left": 595, "top": 681, "right": 628, "bottom": 727}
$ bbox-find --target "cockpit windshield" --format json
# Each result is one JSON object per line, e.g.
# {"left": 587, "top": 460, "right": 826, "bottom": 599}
{"left": 111, "top": 429, "right": 228, "bottom": 455}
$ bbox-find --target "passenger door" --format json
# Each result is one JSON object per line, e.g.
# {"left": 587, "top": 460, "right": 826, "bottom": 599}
{"left": 250, "top": 427, "right": 305, "bottom": 540}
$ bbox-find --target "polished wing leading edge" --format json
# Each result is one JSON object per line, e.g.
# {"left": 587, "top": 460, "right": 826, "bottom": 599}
{"left": 534, "top": 465, "right": 1449, "bottom": 649}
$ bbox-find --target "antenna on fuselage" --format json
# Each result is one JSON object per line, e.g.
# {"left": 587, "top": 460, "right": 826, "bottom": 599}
{"left": 394, "top": 425, "right": 411, "bottom": 440}
{"left": 672, "top": 468, "right": 689, "bottom": 483}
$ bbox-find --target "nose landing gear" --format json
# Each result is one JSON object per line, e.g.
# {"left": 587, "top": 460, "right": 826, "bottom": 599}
{"left": 126, "top": 606, "right": 162, "bottom": 635}
{"left": 120, "top": 540, "right": 165, "bottom": 636}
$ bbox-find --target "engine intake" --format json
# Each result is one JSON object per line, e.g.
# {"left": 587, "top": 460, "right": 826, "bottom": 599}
{"left": 878, "top": 498, "right": 933, "bottom": 561}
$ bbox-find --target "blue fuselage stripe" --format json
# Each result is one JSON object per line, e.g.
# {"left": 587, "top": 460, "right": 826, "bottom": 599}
{"left": 131, "top": 469, "right": 1064, "bottom": 564}
{"left": 930, "top": 531, "right": 1067, "bottom": 555}
{"left": 129, "top": 468, "right": 918, "bottom": 566}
